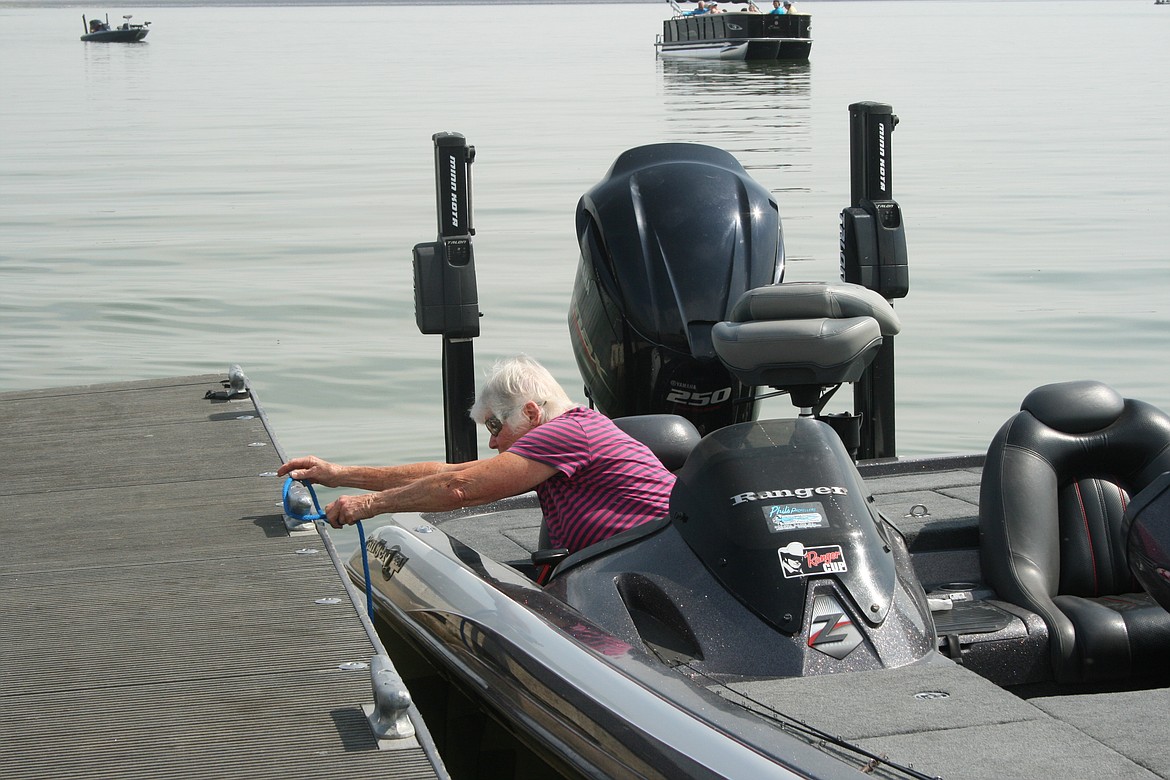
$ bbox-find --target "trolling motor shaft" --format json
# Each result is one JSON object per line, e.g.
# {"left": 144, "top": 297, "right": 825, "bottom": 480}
{"left": 412, "top": 133, "right": 481, "bottom": 464}
{"left": 840, "top": 101, "right": 909, "bottom": 460}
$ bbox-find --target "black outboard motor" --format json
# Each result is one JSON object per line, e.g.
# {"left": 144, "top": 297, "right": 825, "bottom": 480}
{"left": 570, "top": 144, "right": 784, "bottom": 434}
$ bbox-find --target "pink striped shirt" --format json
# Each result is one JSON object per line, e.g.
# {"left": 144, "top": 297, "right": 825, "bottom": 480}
{"left": 507, "top": 407, "right": 675, "bottom": 553}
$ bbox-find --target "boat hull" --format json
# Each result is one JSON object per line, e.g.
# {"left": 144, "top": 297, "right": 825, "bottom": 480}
{"left": 350, "top": 520, "right": 861, "bottom": 779}
{"left": 658, "top": 11, "right": 812, "bottom": 61}
{"left": 81, "top": 28, "right": 148, "bottom": 42}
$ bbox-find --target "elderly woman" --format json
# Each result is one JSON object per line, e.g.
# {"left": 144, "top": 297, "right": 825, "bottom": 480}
{"left": 278, "top": 355, "right": 675, "bottom": 554}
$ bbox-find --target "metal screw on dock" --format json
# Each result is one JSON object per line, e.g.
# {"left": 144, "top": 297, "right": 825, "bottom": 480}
{"left": 363, "top": 654, "right": 417, "bottom": 744}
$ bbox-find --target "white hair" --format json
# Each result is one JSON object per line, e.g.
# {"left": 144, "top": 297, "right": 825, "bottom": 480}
{"left": 469, "top": 354, "right": 577, "bottom": 426}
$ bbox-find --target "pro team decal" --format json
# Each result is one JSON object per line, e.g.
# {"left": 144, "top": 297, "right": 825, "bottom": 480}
{"left": 778, "top": 541, "right": 848, "bottom": 578}
{"left": 764, "top": 501, "right": 828, "bottom": 533}
{"left": 807, "top": 594, "right": 862, "bottom": 659}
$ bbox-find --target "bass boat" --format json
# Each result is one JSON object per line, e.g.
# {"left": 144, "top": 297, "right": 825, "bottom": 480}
{"left": 345, "top": 104, "right": 1170, "bottom": 779}
{"left": 81, "top": 14, "right": 149, "bottom": 42}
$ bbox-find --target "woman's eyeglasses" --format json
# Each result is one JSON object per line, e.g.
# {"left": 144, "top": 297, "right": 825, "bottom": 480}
{"left": 485, "top": 401, "right": 543, "bottom": 437}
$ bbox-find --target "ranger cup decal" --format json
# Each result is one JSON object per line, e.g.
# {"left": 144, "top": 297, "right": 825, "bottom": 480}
{"left": 778, "top": 541, "right": 847, "bottom": 578}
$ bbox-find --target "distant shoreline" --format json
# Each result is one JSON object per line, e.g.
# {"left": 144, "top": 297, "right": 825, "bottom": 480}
{"left": 6, "top": 0, "right": 663, "bottom": 7}
{"left": 2, "top": 0, "right": 872, "bottom": 8}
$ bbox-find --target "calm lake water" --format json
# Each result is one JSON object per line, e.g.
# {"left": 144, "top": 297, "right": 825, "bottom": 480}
{"left": 3, "top": 0, "right": 1170, "bottom": 548}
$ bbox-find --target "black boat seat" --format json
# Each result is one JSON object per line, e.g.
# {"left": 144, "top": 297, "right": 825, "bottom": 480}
{"left": 612, "top": 413, "right": 701, "bottom": 471}
{"left": 979, "top": 380, "right": 1170, "bottom": 683}
{"left": 711, "top": 282, "right": 901, "bottom": 398}
{"left": 542, "top": 516, "right": 672, "bottom": 583}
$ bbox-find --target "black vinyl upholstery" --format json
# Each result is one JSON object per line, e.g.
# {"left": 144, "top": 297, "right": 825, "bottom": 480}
{"left": 712, "top": 282, "right": 900, "bottom": 392}
{"left": 979, "top": 380, "right": 1170, "bottom": 683}
{"left": 612, "top": 413, "right": 701, "bottom": 472}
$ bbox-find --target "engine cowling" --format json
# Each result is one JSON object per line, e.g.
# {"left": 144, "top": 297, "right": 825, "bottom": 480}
{"left": 570, "top": 143, "right": 784, "bottom": 434}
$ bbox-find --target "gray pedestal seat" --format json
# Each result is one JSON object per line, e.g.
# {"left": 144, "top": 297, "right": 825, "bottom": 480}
{"left": 712, "top": 281, "right": 901, "bottom": 410}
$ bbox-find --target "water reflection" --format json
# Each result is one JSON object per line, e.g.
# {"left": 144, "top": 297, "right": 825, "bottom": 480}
{"left": 660, "top": 59, "right": 812, "bottom": 99}
{"left": 658, "top": 59, "right": 812, "bottom": 183}
{"left": 80, "top": 37, "right": 156, "bottom": 96}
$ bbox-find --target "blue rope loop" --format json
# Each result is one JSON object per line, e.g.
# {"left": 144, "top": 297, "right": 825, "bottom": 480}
{"left": 282, "top": 476, "right": 375, "bottom": 620}
{"left": 282, "top": 476, "right": 327, "bottom": 522}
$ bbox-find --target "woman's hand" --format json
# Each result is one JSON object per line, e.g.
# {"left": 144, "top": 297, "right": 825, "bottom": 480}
{"left": 276, "top": 455, "right": 343, "bottom": 488}
{"left": 325, "top": 494, "right": 377, "bottom": 528}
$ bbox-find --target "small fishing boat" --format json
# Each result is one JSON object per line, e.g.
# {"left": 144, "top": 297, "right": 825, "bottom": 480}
{"left": 656, "top": 0, "right": 812, "bottom": 61}
{"left": 81, "top": 14, "right": 149, "bottom": 42}
{"left": 344, "top": 107, "right": 1170, "bottom": 778}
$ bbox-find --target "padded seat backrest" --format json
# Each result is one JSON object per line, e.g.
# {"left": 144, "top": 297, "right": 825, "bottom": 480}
{"left": 982, "top": 381, "right": 1170, "bottom": 598}
{"left": 711, "top": 281, "right": 900, "bottom": 391}
{"left": 979, "top": 380, "right": 1170, "bottom": 682}
{"left": 613, "top": 413, "right": 701, "bottom": 472}
{"left": 1055, "top": 477, "right": 1132, "bottom": 597}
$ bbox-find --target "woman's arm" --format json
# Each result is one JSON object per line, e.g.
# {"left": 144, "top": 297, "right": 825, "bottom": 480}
{"left": 325, "top": 452, "right": 556, "bottom": 527}
{"left": 277, "top": 455, "right": 475, "bottom": 491}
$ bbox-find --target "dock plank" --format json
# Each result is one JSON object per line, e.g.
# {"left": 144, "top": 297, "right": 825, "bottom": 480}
{"left": 0, "top": 374, "right": 444, "bottom": 780}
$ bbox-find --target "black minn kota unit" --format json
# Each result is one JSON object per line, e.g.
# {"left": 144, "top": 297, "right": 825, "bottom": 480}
{"left": 413, "top": 105, "right": 908, "bottom": 463}
{"left": 412, "top": 133, "right": 481, "bottom": 464}
{"left": 840, "top": 101, "right": 909, "bottom": 459}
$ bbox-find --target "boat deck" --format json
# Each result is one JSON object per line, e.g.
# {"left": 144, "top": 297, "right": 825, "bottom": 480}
{"left": 0, "top": 374, "right": 445, "bottom": 780}
{"left": 428, "top": 451, "right": 989, "bottom": 595}
{"left": 425, "top": 447, "right": 1170, "bottom": 779}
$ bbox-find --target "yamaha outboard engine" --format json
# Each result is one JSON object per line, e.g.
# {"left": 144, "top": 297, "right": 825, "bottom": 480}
{"left": 570, "top": 144, "right": 784, "bottom": 434}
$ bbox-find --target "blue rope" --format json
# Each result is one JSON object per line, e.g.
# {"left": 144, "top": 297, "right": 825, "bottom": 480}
{"left": 355, "top": 520, "right": 374, "bottom": 621}
{"left": 283, "top": 476, "right": 375, "bottom": 620}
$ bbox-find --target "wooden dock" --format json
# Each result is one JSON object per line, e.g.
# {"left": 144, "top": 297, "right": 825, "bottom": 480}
{"left": 0, "top": 373, "right": 447, "bottom": 780}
